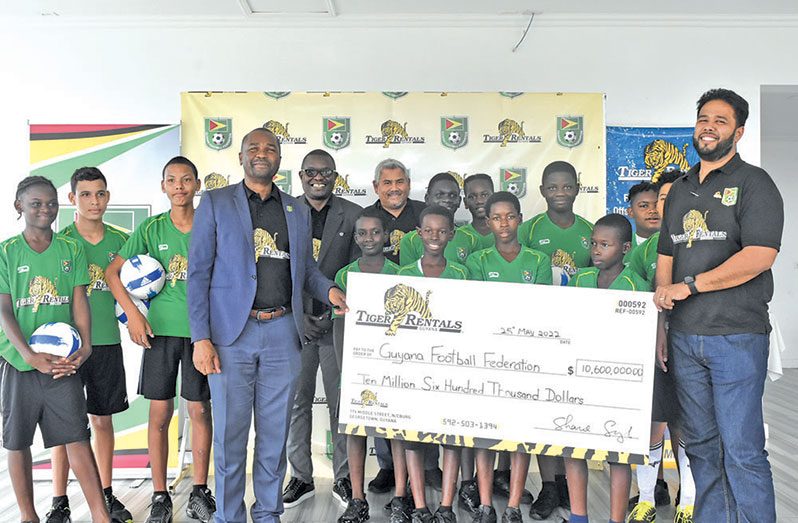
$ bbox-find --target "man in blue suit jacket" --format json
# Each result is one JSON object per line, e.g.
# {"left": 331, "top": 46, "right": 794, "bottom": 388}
{"left": 188, "top": 128, "right": 348, "bottom": 523}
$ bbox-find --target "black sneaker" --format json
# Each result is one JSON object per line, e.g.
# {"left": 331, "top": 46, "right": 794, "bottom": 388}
{"left": 186, "top": 487, "right": 216, "bottom": 522}
{"left": 388, "top": 495, "right": 413, "bottom": 523}
{"left": 369, "top": 468, "right": 396, "bottom": 494}
{"left": 434, "top": 506, "right": 457, "bottom": 523}
{"left": 145, "top": 493, "right": 173, "bottom": 523}
{"left": 282, "top": 477, "right": 315, "bottom": 508}
{"left": 44, "top": 497, "right": 71, "bottom": 523}
{"left": 528, "top": 483, "right": 558, "bottom": 520}
{"left": 425, "top": 467, "right": 443, "bottom": 491}
{"left": 520, "top": 488, "right": 534, "bottom": 505}
{"left": 501, "top": 506, "right": 524, "bottom": 523}
{"left": 338, "top": 498, "right": 370, "bottom": 523}
{"left": 492, "top": 469, "right": 511, "bottom": 497}
{"left": 458, "top": 479, "right": 481, "bottom": 514}
{"left": 411, "top": 507, "right": 435, "bottom": 523}
{"left": 471, "top": 504, "right": 497, "bottom": 523}
{"left": 333, "top": 477, "right": 354, "bottom": 508}
{"left": 555, "top": 474, "right": 569, "bottom": 510}
{"left": 105, "top": 492, "right": 133, "bottom": 523}
{"left": 655, "top": 479, "right": 671, "bottom": 506}
{"left": 385, "top": 491, "right": 414, "bottom": 512}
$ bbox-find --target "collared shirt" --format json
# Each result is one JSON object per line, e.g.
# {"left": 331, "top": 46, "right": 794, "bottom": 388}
{"left": 363, "top": 198, "right": 426, "bottom": 264}
{"left": 306, "top": 196, "right": 331, "bottom": 315}
{"left": 245, "top": 183, "right": 292, "bottom": 310}
{"left": 657, "top": 153, "right": 783, "bottom": 335}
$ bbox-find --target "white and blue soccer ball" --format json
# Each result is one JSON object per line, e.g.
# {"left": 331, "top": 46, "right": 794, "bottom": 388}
{"left": 551, "top": 266, "right": 570, "bottom": 286}
{"left": 120, "top": 255, "right": 165, "bottom": 300}
{"left": 28, "top": 322, "right": 81, "bottom": 358}
{"left": 115, "top": 296, "right": 151, "bottom": 325}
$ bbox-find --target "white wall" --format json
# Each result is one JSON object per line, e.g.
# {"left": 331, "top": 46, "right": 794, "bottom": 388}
{"left": 1, "top": 18, "right": 796, "bottom": 360}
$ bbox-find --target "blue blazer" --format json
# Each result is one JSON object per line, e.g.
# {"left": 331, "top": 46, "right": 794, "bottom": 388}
{"left": 188, "top": 181, "right": 334, "bottom": 346}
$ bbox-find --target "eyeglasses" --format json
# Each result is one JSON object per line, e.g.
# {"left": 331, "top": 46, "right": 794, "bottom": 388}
{"left": 301, "top": 168, "right": 337, "bottom": 179}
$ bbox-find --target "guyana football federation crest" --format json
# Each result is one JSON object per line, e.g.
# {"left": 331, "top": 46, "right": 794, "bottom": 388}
{"left": 273, "top": 170, "right": 292, "bottom": 194}
{"left": 557, "top": 116, "right": 584, "bottom": 148}
{"left": 441, "top": 117, "right": 469, "bottom": 150}
{"left": 500, "top": 167, "right": 527, "bottom": 198}
{"left": 205, "top": 118, "right": 232, "bottom": 151}
{"left": 323, "top": 117, "right": 351, "bottom": 150}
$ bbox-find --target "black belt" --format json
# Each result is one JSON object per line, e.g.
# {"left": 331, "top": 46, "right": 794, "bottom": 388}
{"left": 249, "top": 306, "right": 290, "bottom": 321}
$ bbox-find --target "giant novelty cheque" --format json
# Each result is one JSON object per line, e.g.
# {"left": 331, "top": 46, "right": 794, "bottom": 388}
{"left": 339, "top": 272, "right": 657, "bottom": 464}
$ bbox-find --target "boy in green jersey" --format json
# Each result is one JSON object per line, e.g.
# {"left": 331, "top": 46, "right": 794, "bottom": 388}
{"left": 106, "top": 157, "right": 215, "bottom": 523}
{"left": 396, "top": 205, "right": 466, "bottom": 523}
{"left": 47, "top": 168, "right": 132, "bottom": 523}
{"left": 519, "top": 161, "right": 593, "bottom": 288}
{"left": 625, "top": 181, "right": 660, "bottom": 255}
{"left": 460, "top": 173, "right": 496, "bottom": 252}
{"left": 0, "top": 176, "right": 110, "bottom": 523}
{"left": 335, "top": 208, "right": 401, "bottom": 523}
{"left": 466, "top": 191, "right": 551, "bottom": 523}
{"left": 400, "top": 172, "right": 474, "bottom": 265}
{"left": 565, "top": 214, "right": 647, "bottom": 523}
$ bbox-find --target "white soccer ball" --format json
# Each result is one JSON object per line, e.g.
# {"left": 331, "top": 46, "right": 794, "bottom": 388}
{"left": 115, "top": 296, "right": 151, "bottom": 325}
{"left": 211, "top": 132, "right": 225, "bottom": 145}
{"left": 562, "top": 130, "right": 577, "bottom": 143}
{"left": 551, "top": 266, "right": 570, "bottom": 286}
{"left": 448, "top": 131, "right": 461, "bottom": 144}
{"left": 506, "top": 182, "right": 520, "bottom": 195}
{"left": 330, "top": 132, "right": 343, "bottom": 145}
{"left": 28, "top": 322, "right": 81, "bottom": 358}
{"left": 120, "top": 254, "right": 166, "bottom": 300}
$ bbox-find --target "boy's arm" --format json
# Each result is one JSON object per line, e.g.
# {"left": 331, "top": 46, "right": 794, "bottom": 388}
{"left": 0, "top": 294, "right": 62, "bottom": 375}
{"left": 105, "top": 255, "right": 153, "bottom": 348}
{"left": 537, "top": 255, "right": 553, "bottom": 285}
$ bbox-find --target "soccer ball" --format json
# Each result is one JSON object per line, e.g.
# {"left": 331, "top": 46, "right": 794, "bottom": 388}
{"left": 506, "top": 182, "right": 520, "bottom": 195}
{"left": 329, "top": 132, "right": 343, "bottom": 145}
{"left": 28, "top": 322, "right": 81, "bottom": 358}
{"left": 211, "top": 132, "right": 226, "bottom": 145}
{"left": 448, "top": 131, "right": 461, "bottom": 145}
{"left": 551, "top": 266, "right": 570, "bottom": 286}
{"left": 120, "top": 255, "right": 166, "bottom": 300}
{"left": 562, "top": 130, "right": 577, "bottom": 143}
{"left": 115, "top": 296, "right": 151, "bottom": 325}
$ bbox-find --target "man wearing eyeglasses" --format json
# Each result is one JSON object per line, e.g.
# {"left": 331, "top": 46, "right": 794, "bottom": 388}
{"left": 283, "top": 149, "right": 363, "bottom": 510}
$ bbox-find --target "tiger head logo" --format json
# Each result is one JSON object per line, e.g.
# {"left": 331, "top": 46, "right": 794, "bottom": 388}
{"left": 682, "top": 210, "right": 710, "bottom": 248}
{"left": 389, "top": 230, "right": 405, "bottom": 255}
{"left": 360, "top": 389, "right": 378, "bottom": 406}
{"left": 87, "top": 263, "right": 107, "bottom": 296}
{"left": 203, "top": 172, "right": 229, "bottom": 191}
{"left": 551, "top": 249, "right": 577, "bottom": 276}
{"left": 263, "top": 120, "right": 291, "bottom": 140}
{"left": 333, "top": 174, "right": 351, "bottom": 192}
{"left": 312, "top": 238, "right": 321, "bottom": 261}
{"left": 498, "top": 119, "right": 525, "bottom": 147}
{"left": 380, "top": 120, "right": 409, "bottom": 148}
{"left": 383, "top": 284, "right": 432, "bottom": 336}
{"left": 254, "top": 228, "right": 285, "bottom": 262}
{"left": 447, "top": 171, "right": 465, "bottom": 189}
{"left": 645, "top": 140, "right": 691, "bottom": 182}
{"left": 167, "top": 254, "right": 188, "bottom": 287}
{"left": 28, "top": 276, "right": 58, "bottom": 313}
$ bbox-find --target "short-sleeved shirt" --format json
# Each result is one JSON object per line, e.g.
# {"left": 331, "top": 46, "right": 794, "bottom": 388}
{"left": 657, "top": 154, "right": 783, "bottom": 335}
{"left": 246, "top": 184, "right": 292, "bottom": 309}
{"left": 0, "top": 234, "right": 90, "bottom": 371}
{"left": 399, "top": 228, "right": 476, "bottom": 266}
{"left": 518, "top": 212, "right": 593, "bottom": 280}
{"left": 61, "top": 223, "right": 129, "bottom": 345}
{"left": 457, "top": 223, "right": 495, "bottom": 251}
{"left": 118, "top": 212, "right": 191, "bottom": 338}
{"left": 397, "top": 259, "right": 469, "bottom": 280}
{"left": 334, "top": 258, "right": 400, "bottom": 318}
{"left": 625, "top": 232, "right": 659, "bottom": 287}
{"left": 465, "top": 246, "right": 552, "bottom": 285}
{"left": 362, "top": 199, "right": 426, "bottom": 264}
{"left": 568, "top": 266, "right": 650, "bottom": 292}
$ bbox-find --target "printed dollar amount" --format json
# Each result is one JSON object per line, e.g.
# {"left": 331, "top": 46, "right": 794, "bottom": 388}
{"left": 572, "top": 359, "right": 644, "bottom": 382}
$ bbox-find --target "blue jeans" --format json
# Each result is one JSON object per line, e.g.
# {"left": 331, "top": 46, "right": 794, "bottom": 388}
{"left": 669, "top": 330, "right": 775, "bottom": 523}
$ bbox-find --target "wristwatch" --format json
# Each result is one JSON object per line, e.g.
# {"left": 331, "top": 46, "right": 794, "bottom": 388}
{"left": 684, "top": 275, "right": 699, "bottom": 295}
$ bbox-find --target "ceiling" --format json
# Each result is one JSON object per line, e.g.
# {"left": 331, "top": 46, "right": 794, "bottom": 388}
{"left": 5, "top": 0, "right": 798, "bottom": 21}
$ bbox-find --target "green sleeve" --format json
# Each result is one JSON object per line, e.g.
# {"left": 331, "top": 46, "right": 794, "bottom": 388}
{"left": 464, "top": 254, "right": 483, "bottom": 281}
{"left": 517, "top": 220, "right": 532, "bottom": 248}
{"left": 536, "top": 254, "right": 553, "bottom": 285}
{"left": 334, "top": 267, "right": 348, "bottom": 293}
{"left": 625, "top": 244, "right": 646, "bottom": 280}
{"left": 567, "top": 272, "right": 580, "bottom": 287}
{"left": 118, "top": 222, "right": 149, "bottom": 260}
{"left": 399, "top": 232, "right": 419, "bottom": 266}
{"left": 72, "top": 242, "right": 90, "bottom": 287}
{"left": 0, "top": 244, "right": 9, "bottom": 294}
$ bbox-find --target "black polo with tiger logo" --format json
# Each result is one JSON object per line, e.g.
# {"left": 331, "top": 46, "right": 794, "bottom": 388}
{"left": 363, "top": 198, "right": 426, "bottom": 264}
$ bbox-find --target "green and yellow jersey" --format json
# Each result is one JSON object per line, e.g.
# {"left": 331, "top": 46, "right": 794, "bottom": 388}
{"left": 518, "top": 212, "right": 593, "bottom": 284}
{"left": 465, "top": 246, "right": 552, "bottom": 285}
{"left": 568, "top": 266, "right": 650, "bottom": 292}
{"left": 399, "top": 228, "right": 476, "bottom": 266}
{"left": 625, "top": 232, "right": 659, "bottom": 287}
{"left": 397, "top": 259, "right": 469, "bottom": 280}
{"left": 333, "top": 258, "right": 401, "bottom": 318}
{"left": 458, "top": 223, "right": 494, "bottom": 251}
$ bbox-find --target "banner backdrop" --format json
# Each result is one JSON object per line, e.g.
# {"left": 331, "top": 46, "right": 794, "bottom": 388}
{"left": 181, "top": 92, "right": 606, "bottom": 222}
{"left": 605, "top": 126, "right": 699, "bottom": 216}
{"left": 28, "top": 124, "right": 182, "bottom": 479}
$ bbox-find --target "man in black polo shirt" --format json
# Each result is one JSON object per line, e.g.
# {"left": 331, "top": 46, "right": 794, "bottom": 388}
{"left": 363, "top": 158, "right": 426, "bottom": 265}
{"left": 283, "top": 149, "right": 362, "bottom": 509}
{"left": 654, "top": 89, "right": 782, "bottom": 523}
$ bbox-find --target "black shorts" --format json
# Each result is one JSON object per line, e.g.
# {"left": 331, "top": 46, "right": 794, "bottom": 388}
{"left": 652, "top": 365, "right": 679, "bottom": 425}
{"left": 1, "top": 360, "right": 90, "bottom": 450}
{"left": 138, "top": 336, "right": 210, "bottom": 402}
{"left": 79, "top": 343, "right": 129, "bottom": 416}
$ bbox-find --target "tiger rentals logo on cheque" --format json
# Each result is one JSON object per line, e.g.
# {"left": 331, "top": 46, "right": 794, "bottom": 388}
{"left": 355, "top": 284, "right": 463, "bottom": 336}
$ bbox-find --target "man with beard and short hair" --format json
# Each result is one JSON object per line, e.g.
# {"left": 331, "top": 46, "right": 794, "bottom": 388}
{"left": 188, "top": 129, "right": 348, "bottom": 523}
{"left": 283, "top": 149, "right": 362, "bottom": 510}
{"left": 654, "top": 89, "right": 782, "bottom": 523}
